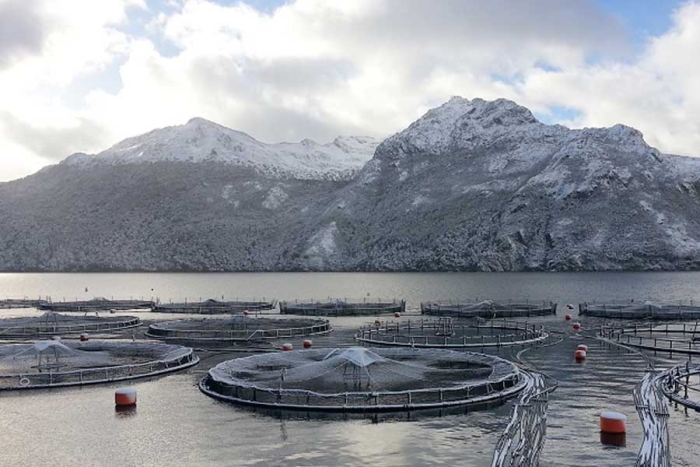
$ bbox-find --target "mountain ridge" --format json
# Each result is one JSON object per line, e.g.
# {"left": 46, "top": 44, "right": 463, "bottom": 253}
{"left": 2, "top": 96, "right": 700, "bottom": 272}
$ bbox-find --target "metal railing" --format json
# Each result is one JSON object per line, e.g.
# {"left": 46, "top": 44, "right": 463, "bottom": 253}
{"left": 146, "top": 321, "right": 331, "bottom": 341}
{"left": 200, "top": 369, "right": 526, "bottom": 411}
{"left": 356, "top": 319, "right": 548, "bottom": 348}
{"left": 0, "top": 317, "right": 141, "bottom": 337}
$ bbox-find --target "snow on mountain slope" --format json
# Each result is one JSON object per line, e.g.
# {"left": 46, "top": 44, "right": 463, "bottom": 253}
{"left": 62, "top": 117, "right": 379, "bottom": 181}
{"left": 5, "top": 96, "right": 700, "bottom": 272}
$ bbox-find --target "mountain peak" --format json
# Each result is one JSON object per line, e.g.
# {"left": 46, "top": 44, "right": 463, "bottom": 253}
{"left": 61, "top": 117, "right": 379, "bottom": 181}
{"left": 377, "top": 96, "right": 542, "bottom": 158}
{"left": 186, "top": 116, "right": 219, "bottom": 126}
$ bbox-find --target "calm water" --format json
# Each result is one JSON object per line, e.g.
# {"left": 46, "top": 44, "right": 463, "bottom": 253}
{"left": 1, "top": 272, "right": 700, "bottom": 467}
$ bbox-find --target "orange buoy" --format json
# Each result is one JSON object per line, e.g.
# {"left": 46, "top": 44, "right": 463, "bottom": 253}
{"left": 394, "top": 312, "right": 401, "bottom": 318}
{"left": 115, "top": 387, "right": 137, "bottom": 407}
{"left": 565, "top": 314, "right": 572, "bottom": 321}
{"left": 573, "top": 322, "right": 581, "bottom": 331}
{"left": 577, "top": 344, "right": 588, "bottom": 352}
{"left": 574, "top": 349, "right": 587, "bottom": 361}
{"left": 600, "top": 412, "right": 627, "bottom": 434}
{"left": 80, "top": 333, "right": 89, "bottom": 342}
{"left": 303, "top": 339, "right": 313, "bottom": 349}
{"left": 281, "top": 342, "right": 293, "bottom": 351}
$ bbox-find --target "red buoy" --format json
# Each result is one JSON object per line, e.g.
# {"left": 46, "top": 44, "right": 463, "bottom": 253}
{"left": 573, "top": 322, "right": 581, "bottom": 331}
{"left": 281, "top": 342, "right": 293, "bottom": 351}
{"left": 394, "top": 312, "right": 401, "bottom": 318}
{"left": 242, "top": 310, "right": 249, "bottom": 317}
{"left": 600, "top": 412, "right": 627, "bottom": 434}
{"left": 303, "top": 339, "right": 312, "bottom": 349}
{"left": 80, "top": 333, "right": 89, "bottom": 342}
{"left": 575, "top": 349, "right": 587, "bottom": 361}
{"left": 115, "top": 387, "right": 137, "bottom": 406}
{"left": 565, "top": 314, "right": 572, "bottom": 321}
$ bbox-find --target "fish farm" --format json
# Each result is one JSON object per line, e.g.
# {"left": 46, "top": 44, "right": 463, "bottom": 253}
{"left": 38, "top": 298, "right": 153, "bottom": 312}
{"left": 0, "top": 312, "right": 141, "bottom": 338}
{"left": 355, "top": 318, "right": 548, "bottom": 349}
{"left": 580, "top": 300, "right": 700, "bottom": 319}
{"left": 145, "top": 316, "right": 331, "bottom": 342}
{"left": 420, "top": 300, "right": 557, "bottom": 318}
{"left": 6, "top": 288, "right": 700, "bottom": 466}
{"left": 152, "top": 298, "right": 278, "bottom": 314}
{"left": 279, "top": 298, "right": 406, "bottom": 316}
{"left": 199, "top": 347, "right": 527, "bottom": 411}
{"left": 0, "top": 340, "right": 198, "bottom": 390}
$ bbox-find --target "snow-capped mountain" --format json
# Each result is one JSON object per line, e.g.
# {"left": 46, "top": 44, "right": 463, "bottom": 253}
{"left": 63, "top": 117, "right": 379, "bottom": 181}
{"left": 2, "top": 97, "right": 700, "bottom": 272}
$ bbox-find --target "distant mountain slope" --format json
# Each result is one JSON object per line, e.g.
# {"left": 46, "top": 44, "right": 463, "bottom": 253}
{"left": 63, "top": 117, "right": 379, "bottom": 181}
{"left": 2, "top": 97, "right": 700, "bottom": 271}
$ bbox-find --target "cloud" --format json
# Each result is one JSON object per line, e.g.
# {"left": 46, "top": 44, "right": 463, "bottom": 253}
{"left": 0, "top": 112, "right": 111, "bottom": 162}
{"left": 1, "top": 0, "right": 700, "bottom": 183}
{"left": 0, "top": 0, "right": 48, "bottom": 68}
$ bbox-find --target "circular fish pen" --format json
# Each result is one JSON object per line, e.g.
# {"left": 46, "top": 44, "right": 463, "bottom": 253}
{"left": 153, "top": 298, "right": 278, "bottom": 314}
{"left": 0, "top": 312, "right": 141, "bottom": 338}
{"left": 356, "top": 318, "right": 548, "bottom": 348}
{"left": 421, "top": 300, "right": 556, "bottom": 318}
{"left": 0, "top": 340, "right": 198, "bottom": 390}
{"left": 199, "top": 347, "right": 527, "bottom": 412}
{"left": 38, "top": 298, "right": 153, "bottom": 312}
{"left": 580, "top": 300, "right": 700, "bottom": 320}
{"left": 280, "top": 298, "right": 405, "bottom": 316}
{"left": 601, "top": 323, "right": 700, "bottom": 355}
{"left": 146, "top": 316, "right": 331, "bottom": 342}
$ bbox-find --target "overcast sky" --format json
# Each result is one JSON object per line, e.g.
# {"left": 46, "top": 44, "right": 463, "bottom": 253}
{"left": 1, "top": 0, "right": 698, "bottom": 181}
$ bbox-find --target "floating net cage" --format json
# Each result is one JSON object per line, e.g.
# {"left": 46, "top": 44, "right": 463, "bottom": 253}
{"left": 356, "top": 318, "right": 548, "bottom": 349}
{"left": 0, "top": 299, "right": 47, "bottom": 309}
{"left": 0, "top": 340, "right": 198, "bottom": 390}
{"left": 580, "top": 300, "right": 700, "bottom": 320}
{"left": 38, "top": 298, "right": 153, "bottom": 312}
{"left": 421, "top": 300, "right": 556, "bottom": 318}
{"left": 199, "top": 347, "right": 527, "bottom": 412}
{"left": 601, "top": 322, "right": 700, "bottom": 355}
{"left": 153, "top": 298, "right": 278, "bottom": 314}
{"left": 280, "top": 298, "right": 406, "bottom": 316}
{"left": 0, "top": 312, "right": 141, "bottom": 338}
{"left": 146, "top": 316, "right": 331, "bottom": 342}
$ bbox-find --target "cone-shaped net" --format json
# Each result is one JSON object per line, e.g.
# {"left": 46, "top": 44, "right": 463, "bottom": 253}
{"left": 0, "top": 341, "right": 114, "bottom": 373}
{"left": 209, "top": 347, "right": 513, "bottom": 394}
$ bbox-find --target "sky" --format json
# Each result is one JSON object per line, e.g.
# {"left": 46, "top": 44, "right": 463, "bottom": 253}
{"left": 0, "top": 0, "right": 699, "bottom": 182}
